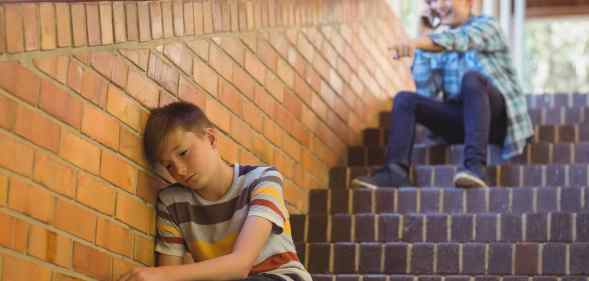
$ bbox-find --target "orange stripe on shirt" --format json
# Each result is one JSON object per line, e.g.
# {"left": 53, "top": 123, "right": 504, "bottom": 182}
{"left": 250, "top": 199, "right": 285, "bottom": 221}
{"left": 160, "top": 237, "right": 185, "bottom": 244}
{"left": 250, "top": 252, "right": 300, "bottom": 274}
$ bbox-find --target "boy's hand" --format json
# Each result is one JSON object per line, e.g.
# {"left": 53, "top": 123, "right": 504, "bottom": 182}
{"left": 389, "top": 39, "right": 415, "bottom": 60}
{"left": 118, "top": 267, "right": 168, "bottom": 281}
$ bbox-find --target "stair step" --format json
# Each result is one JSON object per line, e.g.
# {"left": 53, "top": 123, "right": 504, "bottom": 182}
{"left": 291, "top": 212, "right": 589, "bottom": 244}
{"left": 525, "top": 93, "right": 589, "bottom": 109}
{"left": 362, "top": 124, "right": 589, "bottom": 147}
{"left": 379, "top": 107, "right": 589, "bottom": 129}
{"left": 299, "top": 241, "right": 589, "bottom": 275}
{"left": 311, "top": 275, "right": 569, "bottom": 281}
{"left": 306, "top": 187, "right": 589, "bottom": 215}
{"left": 347, "top": 142, "right": 589, "bottom": 166}
{"left": 329, "top": 164, "right": 589, "bottom": 189}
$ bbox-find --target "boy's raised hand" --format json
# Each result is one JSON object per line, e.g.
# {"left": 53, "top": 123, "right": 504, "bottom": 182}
{"left": 389, "top": 39, "right": 416, "bottom": 60}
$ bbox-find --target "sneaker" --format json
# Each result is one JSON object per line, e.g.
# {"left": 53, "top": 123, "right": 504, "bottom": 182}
{"left": 453, "top": 168, "right": 488, "bottom": 188}
{"left": 351, "top": 164, "right": 411, "bottom": 189}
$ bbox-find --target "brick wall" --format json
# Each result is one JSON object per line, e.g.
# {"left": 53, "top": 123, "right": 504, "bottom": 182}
{"left": 0, "top": 0, "right": 413, "bottom": 280}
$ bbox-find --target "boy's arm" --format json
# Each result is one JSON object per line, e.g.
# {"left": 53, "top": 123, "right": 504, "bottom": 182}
{"left": 119, "top": 215, "right": 273, "bottom": 281}
{"left": 157, "top": 253, "right": 184, "bottom": 266}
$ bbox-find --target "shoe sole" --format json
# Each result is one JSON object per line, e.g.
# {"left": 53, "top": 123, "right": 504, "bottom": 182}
{"left": 351, "top": 178, "right": 379, "bottom": 190}
{"left": 453, "top": 173, "right": 488, "bottom": 188}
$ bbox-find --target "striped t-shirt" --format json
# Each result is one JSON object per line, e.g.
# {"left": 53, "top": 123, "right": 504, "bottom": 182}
{"left": 155, "top": 164, "right": 311, "bottom": 281}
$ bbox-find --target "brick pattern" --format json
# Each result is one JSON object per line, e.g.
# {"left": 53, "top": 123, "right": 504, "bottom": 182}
{"left": 0, "top": 0, "right": 412, "bottom": 279}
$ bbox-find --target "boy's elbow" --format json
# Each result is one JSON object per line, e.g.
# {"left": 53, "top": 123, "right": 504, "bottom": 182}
{"left": 230, "top": 254, "right": 254, "bottom": 279}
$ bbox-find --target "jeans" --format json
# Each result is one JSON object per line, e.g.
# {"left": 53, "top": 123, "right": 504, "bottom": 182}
{"left": 386, "top": 71, "right": 508, "bottom": 170}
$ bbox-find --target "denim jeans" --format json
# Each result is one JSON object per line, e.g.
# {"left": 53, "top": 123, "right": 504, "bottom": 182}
{"left": 386, "top": 71, "right": 508, "bottom": 170}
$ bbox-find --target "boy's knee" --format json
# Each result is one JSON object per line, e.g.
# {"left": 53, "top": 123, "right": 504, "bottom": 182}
{"left": 393, "top": 91, "right": 417, "bottom": 110}
{"left": 462, "top": 71, "right": 485, "bottom": 91}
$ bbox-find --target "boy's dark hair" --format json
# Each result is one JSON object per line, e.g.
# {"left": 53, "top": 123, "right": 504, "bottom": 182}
{"left": 143, "top": 101, "right": 214, "bottom": 167}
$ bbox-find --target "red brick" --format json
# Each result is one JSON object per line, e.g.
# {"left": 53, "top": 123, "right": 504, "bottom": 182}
{"left": 232, "top": 66, "right": 255, "bottom": 100}
{"left": 0, "top": 173, "right": 6, "bottom": 206}
{"left": 264, "top": 119, "right": 283, "bottom": 147}
{"left": 217, "top": 133, "right": 238, "bottom": 163}
{"left": 237, "top": 1, "right": 248, "bottom": 31}
{"left": 193, "top": 58, "right": 219, "bottom": 96}
{"left": 34, "top": 55, "right": 69, "bottom": 84}
{"left": 0, "top": 7, "right": 6, "bottom": 53}
{"left": 231, "top": 117, "right": 253, "bottom": 150}
{"left": 120, "top": 126, "right": 146, "bottom": 166}
{"left": 39, "top": 3, "right": 57, "bottom": 50}
{"left": 126, "top": 71, "right": 160, "bottom": 108}
{"left": 254, "top": 84, "right": 275, "bottom": 116}
{"left": 239, "top": 148, "right": 259, "bottom": 165}
{"left": 97, "top": 4, "right": 114, "bottom": 45}
{"left": 161, "top": 1, "right": 173, "bottom": 38}
{"left": 120, "top": 49, "right": 150, "bottom": 71}
{"left": 15, "top": 105, "right": 60, "bottom": 152}
{"left": 59, "top": 130, "right": 101, "bottom": 174}
{"left": 77, "top": 172, "right": 116, "bottom": 215}
{"left": 53, "top": 273, "right": 86, "bottom": 281}
{"left": 230, "top": 0, "right": 239, "bottom": 32}
{"left": 211, "top": 0, "right": 223, "bottom": 32}
{"left": 80, "top": 68, "right": 108, "bottom": 107}
{"left": 134, "top": 234, "right": 155, "bottom": 266}
{"left": 164, "top": 42, "right": 193, "bottom": 75}
{"left": 245, "top": 51, "right": 266, "bottom": 84}
{"left": 9, "top": 178, "right": 55, "bottom": 223}
{"left": 150, "top": 2, "right": 163, "bottom": 39}
{"left": 220, "top": 38, "right": 246, "bottom": 66}
{"left": 242, "top": 99, "right": 264, "bottom": 133}
{"left": 2, "top": 254, "right": 52, "bottom": 281}
{"left": 0, "top": 94, "right": 17, "bottom": 130}
{"left": 137, "top": 170, "right": 163, "bottom": 205}
{"left": 184, "top": 2, "right": 195, "bottom": 35}
{"left": 0, "top": 61, "right": 41, "bottom": 105}
{"left": 96, "top": 217, "right": 132, "bottom": 257}
{"left": 284, "top": 89, "right": 303, "bottom": 119}
{"left": 22, "top": 4, "right": 39, "bottom": 51}
{"left": 73, "top": 242, "right": 113, "bottom": 280}
{"left": 113, "top": 2, "right": 126, "bottom": 43}
{"left": 252, "top": 135, "right": 274, "bottom": 163}
{"left": 55, "top": 198, "right": 97, "bottom": 242}
{"left": 202, "top": 0, "right": 213, "bottom": 33}
{"left": 107, "top": 85, "right": 143, "bottom": 132}
{"left": 173, "top": 1, "right": 184, "bottom": 36}
{"left": 28, "top": 224, "right": 72, "bottom": 268}
{"left": 0, "top": 211, "right": 29, "bottom": 252}
{"left": 71, "top": 4, "right": 87, "bottom": 47}
{"left": 126, "top": 2, "right": 139, "bottom": 41}
{"left": 209, "top": 43, "right": 234, "bottom": 79}
{"left": 5, "top": 4, "right": 24, "bottom": 53}
{"left": 265, "top": 73, "right": 284, "bottom": 102}
{"left": 189, "top": 40, "right": 210, "bottom": 61}
{"left": 274, "top": 150, "right": 294, "bottom": 179}
{"left": 34, "top": 152, "right": 76, "bottom": 198}
{"left": 284, "top": 181, "right": 307, "bottom": 212}
{"left": 205, "top": 96, "right": 231, "bottom": 133}
{"left": 277, "top": 59, "right": 295, "bottom": 88}
{"left": 219, "top": 80, "right": 242, "bottom": 116}
{"left": 91, "top": 53, "right": 114, "bottom": 79}
{"left": 111, "top": 56, "right": 130, "bottom": 88}
{"left": 116, "top": 191, "right": 154, "bottom": 234}
{"left": 137, "top": 2, "right": 151, "bottom": 41}
{"left": 178, "top": 76, "right": 206, "bottom": 109}
{"left": 101, "top": 150, "right": 137, "bottom": 193}
{"left": 82, "top": 103, "right": 120, "bottom": 149}
{"left": 0, "top": 134, "right": 34, "bottom": 177}
{"left": 67, "top": 58, "right": 84, "bottom": 92}
{"left": 245, "top": 1, "right": 254, "bottom": 30}
{"left": 257, "top": 40, "right": 279, "bottom": 71}
{"left": 147, "top": 52, "right": 180, "bottom": 95}
{"left": 86, "top": 3, "right": 101, "bottom": 46}
{"left": 193, "top": 1, "right": 204, "bottom": 34}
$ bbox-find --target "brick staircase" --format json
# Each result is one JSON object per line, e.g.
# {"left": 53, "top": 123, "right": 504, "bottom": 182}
{"left": 290, "top": 93, "right": 589, "bottom": 281}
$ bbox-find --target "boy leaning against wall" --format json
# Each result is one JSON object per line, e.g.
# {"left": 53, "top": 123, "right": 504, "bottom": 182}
{"left": 118, "top": 102, "right": 311, "bottom": 281}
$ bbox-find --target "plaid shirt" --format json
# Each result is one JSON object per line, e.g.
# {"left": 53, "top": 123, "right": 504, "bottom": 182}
{"left": 411, "top": 15, "right": 533, "bottom": 160}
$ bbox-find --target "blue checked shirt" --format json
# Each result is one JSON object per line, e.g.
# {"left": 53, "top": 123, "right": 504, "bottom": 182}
{"left": 411, "top": 15, "right": 533, "bottom": 160}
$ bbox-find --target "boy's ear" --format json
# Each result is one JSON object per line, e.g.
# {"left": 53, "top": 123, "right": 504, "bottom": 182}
{"left": 205, "top": 127, "right": 217, "bottom": 148}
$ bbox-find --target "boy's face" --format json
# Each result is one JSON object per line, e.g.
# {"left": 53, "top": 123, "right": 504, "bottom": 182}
{"left": 158, "top": 127, "right": 219, "bottom": 191}
{"left": 430, "top": 0, "right": 471, "bottom": 27}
